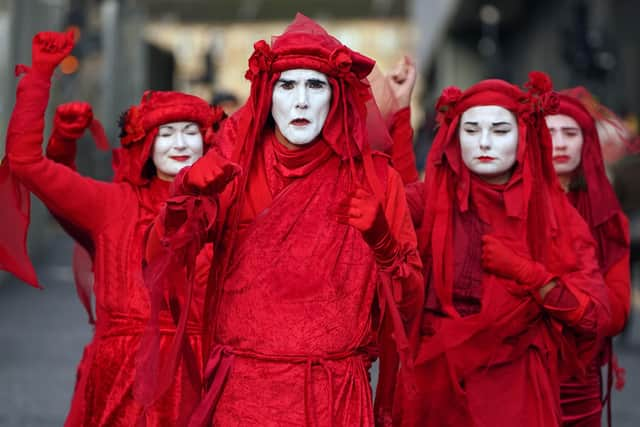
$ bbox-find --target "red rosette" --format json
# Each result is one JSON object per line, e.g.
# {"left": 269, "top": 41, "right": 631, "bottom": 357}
{"left": 119, "top": 106, "right": 146, "bottom": 146}
{"left": 245, "top": 40, "right": 274, "bottom": 80}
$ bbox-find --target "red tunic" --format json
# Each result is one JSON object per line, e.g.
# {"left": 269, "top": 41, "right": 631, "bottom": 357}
{"left": 6, "top": 72, "right": 210, "bottom": 426}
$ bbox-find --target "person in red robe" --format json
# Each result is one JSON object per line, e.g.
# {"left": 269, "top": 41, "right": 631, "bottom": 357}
{"left": 1, "top": 31, "right": 226, "bottom": 426}
{"left": 392, "top": 74, "right": 610, "bottom": 427}
{"left": 145, "top": 13, "right": 424, "bottom": 426}
{"left": 546, "top": 89, "right": 631, "bottom": 426}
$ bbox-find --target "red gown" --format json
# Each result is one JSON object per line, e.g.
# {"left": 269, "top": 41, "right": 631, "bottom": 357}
{"left": 6, "top": 70, "right": 211, "bottom": 426}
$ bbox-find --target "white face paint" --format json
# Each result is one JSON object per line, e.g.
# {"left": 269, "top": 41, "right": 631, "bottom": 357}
{"left": 545, "top": 114, "right": 584, "bottom": 176}
{"left": 271, "top": 68, "right": 332, "bottom": 145}
{"left": 152, "top": 121, "right": 204, "bottom": 181}
{"left": 459, "top": 105, "right": 519, "bottom": 184}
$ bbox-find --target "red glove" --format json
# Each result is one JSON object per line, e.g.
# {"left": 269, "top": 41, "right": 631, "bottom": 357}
{"left": 334, "top": 187, "right": 399, "bottom": 267}
{"left": 46, "top": 102, "right": 94, "bottom": 167}
{"left": 23, "top": 31, "right": 75, "bottom": 79}
{"left": 180, "top": 149, "right": 241, "bottom": 195}
{"left": 481, "top": 235, "right": 552, "bottom": 288}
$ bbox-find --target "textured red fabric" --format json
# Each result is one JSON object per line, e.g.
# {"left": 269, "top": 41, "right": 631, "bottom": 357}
{"left": 553, "top": 90, "right": 631, "bottom": 426}
{"left": 3, "top": 31, "right": 225, "bottom": 427}
{"left": 145, "top": 14, "right": 423, "bottom": 426}
{"left": 389, "top": 107, "right": 419, "bottom": 184}
{"left": 396, "top": 74, "right": 610, "bottom": 427}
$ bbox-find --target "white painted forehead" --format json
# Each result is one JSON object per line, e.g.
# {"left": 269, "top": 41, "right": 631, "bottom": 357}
{"left": 279, "top": 68, "right": 328, "bottom": 81}
{"left": 461, "top": 105, "right": 516, "bottom": 123}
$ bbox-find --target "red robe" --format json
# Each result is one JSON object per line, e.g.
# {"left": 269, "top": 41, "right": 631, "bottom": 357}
{"left": 151, "top": 129, "right": 424, "bottom": 426}
{"left": 6, "top": 71, "right": 211, "bottom": 427}
{"left": 398, "top": 177, "right": 610, "bottom": 427}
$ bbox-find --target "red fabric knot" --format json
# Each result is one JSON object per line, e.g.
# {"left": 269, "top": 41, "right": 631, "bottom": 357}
{"left": 245, "top": 40, "right": 274, "bottom": 80}
{"left": 120, "top": 106, "right": 145, "bottom": 146}
{"left": 435, "top": 86, "right": 463, "bottom": 125}
{"left": 14, "top": 64, "right": 30, "bottom": 77}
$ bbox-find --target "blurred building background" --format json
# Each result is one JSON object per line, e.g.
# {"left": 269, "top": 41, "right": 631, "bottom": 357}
{"left": 0, "top": 0, "right": 639, "bottom": 425}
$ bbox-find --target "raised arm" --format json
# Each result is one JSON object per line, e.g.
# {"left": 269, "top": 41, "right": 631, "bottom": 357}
{"left": 7, "top": 32, "right": 120, "bottom": 233}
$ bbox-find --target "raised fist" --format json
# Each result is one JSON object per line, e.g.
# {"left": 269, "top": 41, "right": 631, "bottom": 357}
{"left": 53, "top": 102, "right": 94, "bottom": 140}
{"left": 30, "top": 31, "right": 75, "bottom": 77}
{"left": 387, "top": 56, "right": 417, "bottom": 109}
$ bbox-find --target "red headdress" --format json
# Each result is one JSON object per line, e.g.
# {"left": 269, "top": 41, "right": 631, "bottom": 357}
{"left": 553, "top": 89, "right": 628, "bottom": 272}
{"left": 420, "top": 72, "right": 571, "bottom": 317}
{"left": 112, "top": 90, "right": 225, "bottom": 185}
{"left": 211, "top": 13, "right": 392, "bottom": 282}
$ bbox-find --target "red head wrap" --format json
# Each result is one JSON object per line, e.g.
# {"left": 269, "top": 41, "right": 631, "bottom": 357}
{"left": 112, "top": 90, "right": 225, "bottom": 185}
{"left": 553, "top": 90, "right": 628, "bottom": 271}
{"left": 232, "top": 13, "right": 384, "bottom": 162}
{"left": 421, "top": 72, "right": 573, "bottom": 316}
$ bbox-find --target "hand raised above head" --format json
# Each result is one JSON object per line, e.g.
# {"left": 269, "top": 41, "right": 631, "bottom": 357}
{"left": 387, "top": 55, "right": 417, "bottom": 109}
{"left": 29, "top": 30, "right": 75, "bottom": 78}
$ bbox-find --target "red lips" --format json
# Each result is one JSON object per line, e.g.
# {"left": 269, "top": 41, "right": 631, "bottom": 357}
{"left": 553, "top": 155, "right": 570, "bottom": 163}
{"left": 477, "top": 156, "right": 495, "bottom": 162}
{"left": 170, "top": 155, "right": 191, "bottom": 162}
{"left": 291, "top": 118, "right": 310, "bottom": 126}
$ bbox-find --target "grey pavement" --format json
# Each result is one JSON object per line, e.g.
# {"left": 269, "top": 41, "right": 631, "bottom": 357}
{"left": 1, "top": 230, "right": 639, "bottom": 426}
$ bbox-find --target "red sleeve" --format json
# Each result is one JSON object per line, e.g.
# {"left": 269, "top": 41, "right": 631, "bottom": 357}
{"left": 7, "top": 73, "right": 122, "bottom": 233}
{"left": 45, "top": 127, "right": 77, "bottom": 169}
{"left": 389, "top": 107, "right": 419, "bottom": 184}
{"left": 603, "top": 253, "right": 631, "bottom": 336}
{"left": 374, "top": 167, "right": 424, "bottom": 425}
{"left": 541, "top": 206, "right": 610, "bottom": 339}
{"left": 404, "top": 181, "right": 425, "bottom": 228}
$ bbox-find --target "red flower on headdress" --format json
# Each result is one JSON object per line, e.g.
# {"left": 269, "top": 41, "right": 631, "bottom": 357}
{"left": 203, "top": 105, "right": 227, "bottom": 144}
{"left": 522, "top": 71, "right": 558, "bottom": 117}
{"left": 329, "top": 46, "right": 353, "bottom": 77}
{"left": 435, "top": 86, "right": 462, "bottom": 124}
{"left": 120, "top": 106, "right": 145, "bottom": 146}
{"left": 524, "top": 71, "right": 552, "bottom": 95}
{"left": 245, "top": 40, "right": 274, "bottom": 80}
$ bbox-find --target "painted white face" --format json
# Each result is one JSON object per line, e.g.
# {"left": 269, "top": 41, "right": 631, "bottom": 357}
{"left": 152, "top": 121, "right": 204, "bottom": 181}
{"left": 545, "top": 114, "right": 584, "bottom": 176}
{"left": 459, "top": 105, "right": 519, "bottom": 184}
{"left": 271, "top": 68, "right": 332, "bottom": 145}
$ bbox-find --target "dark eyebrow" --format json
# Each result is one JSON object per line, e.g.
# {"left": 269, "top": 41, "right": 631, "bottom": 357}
{"left": 491, "top": 121, "right": 512, "bottom": 126}
{"left": 307, "top": 78, "right": 327, "bottom": 85}
{"left": 277, "top": 79, "right": 295, "bottom": 84}
{"left": 462, "top": 121, "right": 479, "bottom": 126}
{"left": 159, "top": 125, "right": 175, "bottom": 130}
